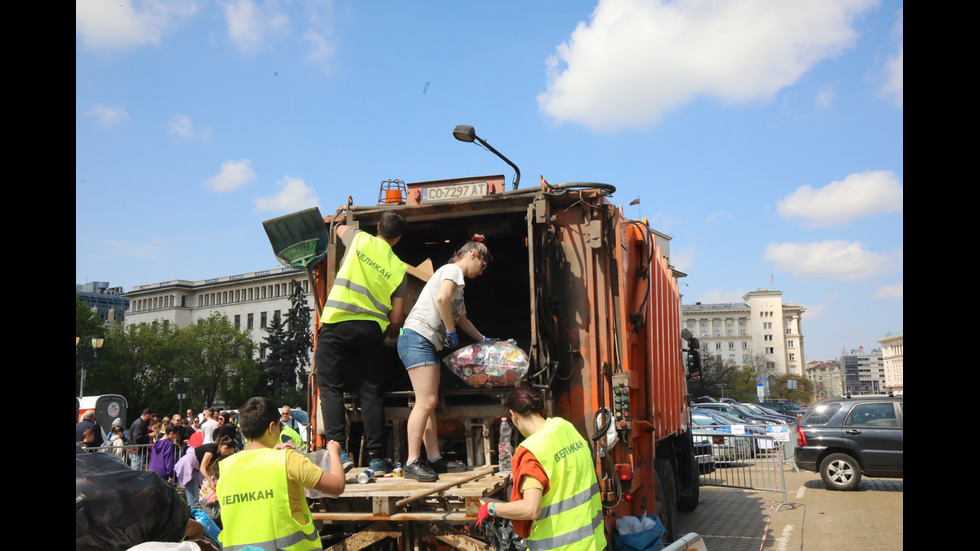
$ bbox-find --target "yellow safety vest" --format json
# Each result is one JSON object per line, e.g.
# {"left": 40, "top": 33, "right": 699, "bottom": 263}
{"left": 320, "top": 231, "right": 406, "bottom": 332}
{"left": 518, "top": 418, "right": 606, "bottom": 551}
{"left": 280, "top": 425, "right": 306, "bottom": 452}
{"left": 217, "top": 448, "right": 322, "bottom": 551}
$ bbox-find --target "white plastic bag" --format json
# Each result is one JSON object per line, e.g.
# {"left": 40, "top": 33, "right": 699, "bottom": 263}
{"left": 304, "top": 450, "right": 338, "bottom": 499}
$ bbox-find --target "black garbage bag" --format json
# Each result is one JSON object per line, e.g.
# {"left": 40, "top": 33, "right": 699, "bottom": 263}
{"left": 483, "top": 518, "right": 527, "bottom": 551}
{"left": 76, "top": 447, "right": 190, "bottom": 551}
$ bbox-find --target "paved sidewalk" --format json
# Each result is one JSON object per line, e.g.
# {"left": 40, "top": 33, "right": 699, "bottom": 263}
{"left": 676, "top": 466, "right": 903, "bottom": 550}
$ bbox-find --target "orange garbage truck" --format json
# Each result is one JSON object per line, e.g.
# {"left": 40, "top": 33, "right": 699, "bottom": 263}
{"left": 263, "top": 174, "right": 701, "bottom": 549}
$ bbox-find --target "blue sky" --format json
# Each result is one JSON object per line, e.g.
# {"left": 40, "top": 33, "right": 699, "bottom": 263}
{"left": 76, "top": 0, "right": 903, "bottom": 363}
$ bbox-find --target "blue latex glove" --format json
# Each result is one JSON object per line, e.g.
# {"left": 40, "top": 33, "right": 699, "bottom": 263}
{"left": 444, "top": 329, "right": 459, "bottom": 348}
{"left": 483, "top": 336, "right": 492, "bottom": 342}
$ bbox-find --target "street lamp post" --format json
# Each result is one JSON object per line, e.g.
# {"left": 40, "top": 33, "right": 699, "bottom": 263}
{"left": 77, "top": 336, "right": 105, "bottom": 399}
{"left": 173, "top": 373, "right": 190, "bottom": 413}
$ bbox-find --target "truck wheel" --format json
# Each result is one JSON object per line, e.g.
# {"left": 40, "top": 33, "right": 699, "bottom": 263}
{"left": 676, "top": 450, "right": 700, "bottom": 512}
{"left": 654, "top": 458, "right": 677, "bottom": 543}
{"left": 819, "top": 453, "right": 862, "bottom": 491}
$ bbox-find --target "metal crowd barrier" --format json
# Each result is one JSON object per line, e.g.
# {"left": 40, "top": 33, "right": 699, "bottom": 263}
{"left": 78, "top": 442, "right": 187, "bottom": 472}
{"left": 693, "top": 425, "right": 795, "bottom": 508}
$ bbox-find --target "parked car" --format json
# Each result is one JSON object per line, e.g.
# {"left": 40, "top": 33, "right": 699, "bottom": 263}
{"left": 692, "top": 435, "right": 716, "bottom": 474}
{"left": 761, "top": 399, "right": 807, "bottom": 419}
{"left": 691, "top": 410, "right": 755, "bottom": 462}
{"left": 693, "top": 402, "right": 787, "bottom": 426}
{"left": 741, "top": 403, "right": 797, "bottom": 424}
{"left": 794, "top": 395, "right": 903, "bottom": 490}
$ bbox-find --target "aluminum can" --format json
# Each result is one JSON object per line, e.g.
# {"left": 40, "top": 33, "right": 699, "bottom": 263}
{"left": 357, "top": 468, "right": 374, "bottom": 484}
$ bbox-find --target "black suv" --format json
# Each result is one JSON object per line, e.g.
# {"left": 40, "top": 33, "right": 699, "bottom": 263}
{"left": 760, "top": 399, "right": 807, "bottom": 419}
{"left": 794, "top": 395, "right": 903, "bottom": 490}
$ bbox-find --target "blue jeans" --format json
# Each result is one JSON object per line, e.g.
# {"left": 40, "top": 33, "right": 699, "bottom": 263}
{"left": 184, "top": 470, "right": 201, "bottom": 506}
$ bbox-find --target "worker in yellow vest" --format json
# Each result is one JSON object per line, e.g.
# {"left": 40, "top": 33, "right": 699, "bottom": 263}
{"left": 476, "top": 386, "right": 606, "bottom": 551}
{"left": 217, "top": 397, "right": 345, "bottom": 551}
{"left": 315, "top": 211, "right": 407, "bottom": 475}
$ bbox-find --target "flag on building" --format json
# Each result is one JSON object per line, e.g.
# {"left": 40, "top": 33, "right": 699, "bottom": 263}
{"left": 630, "top": 197, "right": 640, "bottom": 206}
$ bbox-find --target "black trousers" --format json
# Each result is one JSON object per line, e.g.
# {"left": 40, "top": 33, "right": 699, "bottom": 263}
{"left": 315, "top": 320, "right": 386, "bottom": 458}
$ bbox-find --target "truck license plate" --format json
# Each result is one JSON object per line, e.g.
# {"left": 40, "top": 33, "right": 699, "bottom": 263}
{"left": 421, "top": 182, "right": 488, "bottom": 203}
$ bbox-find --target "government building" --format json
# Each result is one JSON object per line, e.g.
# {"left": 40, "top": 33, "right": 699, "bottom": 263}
{"left": 122, "top": 267, "right": 315, "bottom": 360}
{"left": 681, "top": 289, "right": 806, "bottom": 376}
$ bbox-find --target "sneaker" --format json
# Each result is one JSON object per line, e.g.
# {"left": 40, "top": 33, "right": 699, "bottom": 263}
{"left": 369, "top": 457, "right": 390, "bottom": 474}
{"left": 339, "top": 450, "right": 354, "bottom": 473}
{"left": 403, "top": 457, "right": 438, "bottom": 482}
{"left": 428, "top": 456, "right": 467, "bottom": 474}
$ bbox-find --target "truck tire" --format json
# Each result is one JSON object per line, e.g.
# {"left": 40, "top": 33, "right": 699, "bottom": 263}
{"left": 675, "top": 431, "right": 700, "bottom": 512}
{"left": 676, "top": 449, "right": 700, "bottom": 512}
{"left": 654, "top": 458, "right": 677, "bottom": 543}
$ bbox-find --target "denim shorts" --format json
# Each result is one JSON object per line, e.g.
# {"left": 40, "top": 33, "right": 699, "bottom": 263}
{"left": 397, "top": 328, "right": 440, "bottom": 369}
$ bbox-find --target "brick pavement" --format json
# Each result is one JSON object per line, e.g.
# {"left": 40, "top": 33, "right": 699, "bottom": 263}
{"left": 676, "top": 466, "right": 903, "bottom": 550}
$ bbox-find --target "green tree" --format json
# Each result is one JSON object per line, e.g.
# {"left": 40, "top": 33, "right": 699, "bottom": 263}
{"left": 768, "top": 374, "right": 813, "bottom": 404}
{"left": 93, "top": 320, "right": 182, "bottom": 416}
{"left": 687, "top": 352, "right": 740, "bottom": 400}
{"left": 75, "top": 295, "right": 106, "bottom": 396}
{"left": 261, "top": 310, "right": 293, "bottom": 401}
{"left": 261, "top": 280, "right": 313, "bottom": 406}
{"left": 180, "top": 312, "right": 260, "bottom": 410}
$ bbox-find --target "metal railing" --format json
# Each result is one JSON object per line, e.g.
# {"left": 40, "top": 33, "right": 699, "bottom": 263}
{"left": 77, "top": 442, "right": 187, "bottom": 472}
{"left": 693, "top": 425, "right": 795, "bottom": 509}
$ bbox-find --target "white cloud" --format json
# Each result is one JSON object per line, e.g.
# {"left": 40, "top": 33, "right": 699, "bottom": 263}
{"left": 75, "top": 0, "right": 200, "bottom": 52}
{"left": 304, "top": 29, "right": 336, "bottom": 71}
{"left": 223, "top": 0, "right": 291, "bottom": 54}
{"left": 254, "top": 176, "right": 319, "bottom": 212}
{"left": 538, "top": 0, "right": 878, "bottom": 131}
{"left": 204, "top": 159, "right": 256, "bottom": 192}
{"left": 874, "top": 283, "right": 903, "bottom": 300}
{"left": 165, "top": 114, "right": 211, "bottom": 140}
{"left": 777, "top": 170, "right": 903, "bottom": 227}
{"left": 85, "top": 104, "right": 131, "bottom": 127}
{"left": 804, "top": 303, "right": 827, "bottom": 321}
{"left": 815, "top": 87, "right": 836, "bottom": 109}
{"left": 764, "top": 240, "right": 899, "bottom": 281}
{"left": 879, "top": 9, "right": 903, "bottom": 108}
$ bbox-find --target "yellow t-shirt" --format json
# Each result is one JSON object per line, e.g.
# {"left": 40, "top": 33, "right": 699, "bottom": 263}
{"left": 284, "top": 449, "right": 325, "bottom": 524}
{"left": 520, "top": 474, "right": 544, "bottom": 493}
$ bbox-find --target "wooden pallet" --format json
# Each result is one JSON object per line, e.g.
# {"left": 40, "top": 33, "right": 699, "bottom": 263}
{"left": 311, "top": 467, "right": 509, "bottom": 522}
{"left": 311, "top": 467, "right": 510, "bottom": 550}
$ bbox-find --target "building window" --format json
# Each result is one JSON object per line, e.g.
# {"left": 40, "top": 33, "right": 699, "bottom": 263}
{"left": 715, "top": 342, "right": 722, "bottom": 350}
{"left": 234, "top": 315, "right": 241, "bottom": 330}
{"left": 741, "top": 342, "right": 748, "bottom": 349}
{"left": 247, "top": 313, "right": 254, "bottom": 330}
{"left": 728, "top": 342, "right": 735, "bottom": 349}
{"left": 261, "top": 312, "right": 267, "bottom": 329}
